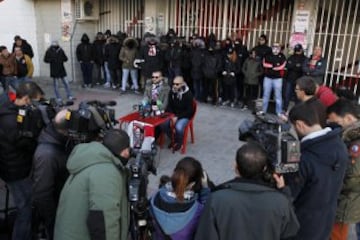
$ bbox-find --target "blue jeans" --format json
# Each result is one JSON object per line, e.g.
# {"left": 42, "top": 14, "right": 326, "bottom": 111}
{"left": 104, "top": 62, "right": 111, "bottom": 84}
{"left": 161, "top": 118, "right": 189, "bottom": 146}
{"left": 121, "top": 68, "right": 139, "bottom": 91}
{"left": 262, "top": 77, "right": 283, "bottom": 115}
{"left": 53, "top": 77, "right": 73, "bottom": 99}
{"left": 6, "top": 178, "right": 32, "bottom": 240}
{"left": 356, "top": 223, "right": 360, "bottom": 240}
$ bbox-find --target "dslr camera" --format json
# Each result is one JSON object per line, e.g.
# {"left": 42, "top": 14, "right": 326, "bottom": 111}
{"left": 239, "top": 113, "right": 301, "bottom": 173}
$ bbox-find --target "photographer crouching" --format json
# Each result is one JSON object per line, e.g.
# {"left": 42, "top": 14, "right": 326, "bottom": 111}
{"left": 54, "top": 129, "right": 131, "bottom": 240}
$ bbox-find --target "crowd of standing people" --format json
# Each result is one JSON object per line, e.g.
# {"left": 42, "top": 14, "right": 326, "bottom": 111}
{"left": 1, "top": 29, "right": 360, "bottom": 240}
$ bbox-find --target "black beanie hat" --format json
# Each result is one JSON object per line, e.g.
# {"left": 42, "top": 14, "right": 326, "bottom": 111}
{"left": 103, "top": 129, "right": 130, "bottom": 156}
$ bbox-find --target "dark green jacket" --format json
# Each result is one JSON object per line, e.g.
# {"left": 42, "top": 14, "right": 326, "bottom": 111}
{"left": 54, "top": 142, "right": 129, "bottom": 240}
{"left": 336, "top": 121, "right": 360, "bottom": 223}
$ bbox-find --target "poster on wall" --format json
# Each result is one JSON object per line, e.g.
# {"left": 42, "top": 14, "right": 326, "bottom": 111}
{"left": 145, "top": 16, "right": 155, "bottom": 34}
{"left": 157, "top": 13, "right": 165, "bottom": 35}
{"left": 289, "top": 10, "right": 310, "bottom": 52}
{"left": 61, "top": 0, "right": 72, "bottom": 42}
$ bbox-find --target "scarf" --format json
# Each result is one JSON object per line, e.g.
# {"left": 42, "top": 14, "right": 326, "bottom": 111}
{"left": 172, "top": 85, "right": 189, "bottom": 101}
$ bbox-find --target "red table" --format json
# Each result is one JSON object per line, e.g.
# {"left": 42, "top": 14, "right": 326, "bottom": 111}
{"left": 118, "top": 111, "right": 174, "bottom": 129}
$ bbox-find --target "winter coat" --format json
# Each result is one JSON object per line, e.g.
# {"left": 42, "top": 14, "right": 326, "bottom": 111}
{"left": 302, "top": 56, "right": 327, "bottom": 84}
{"left": 234, "top": 43, "right": 249, "bottom": 67}
{"left": 315, "top": 85, "right": 338, "bottom": 107}
{"left": 286, "top": 53, "right": 306, "bottom": 84}
{"left": 137, "top": 44, "right": 165, "bottom": 78}
{"left": 0, "top": 53, "right": 16, "bottom": 76}
{"left": 0, "top": 100, "right": 37, "bottom": 181}
{"left": 44, "top": 46, "right": 68, "bottom": 78}
{"left": 336, "top": 121, "right": 360, "bottom": 223}
{"left": 32, "top": 123, "right": 69, "bottom": 233}
{"left": 263, "top": 53, "right": 287, "bottom": 79}
{"left": 149, "top": 185, "right": 210, "bottom": 240}
{"left": 190, "top": 47, "right": 205, "bottom": 80}
{"left": 15, "top": 54, "right": 33, "bottom": 78}
{"left": 104, "top": 36, "right": 122, "bottom": 70}
{"left": 194, "top": 178, "right": 299, "bottom": 240}
{"left": 202, "top": 50, "right": 222, "bottom": 79}
{"left": 54, "top": 142, "right": 130, "bottom": 240}
{"left": 143, "top": 78, "right": 170, "bottom": 111}
{"left": 166, "top": 87, "right": 194, "bottom": 119}
{"left": 286, "top": 128, "right": 348, "bottom": 240}
{"left": 12, "top": 39, "right": 34, "bottom": 58}
{"left": 253, "top": 44, "right": 272, "bottom": 61}
{"left": 93, "top": 39, "right": 106, "bottom": 65}
{"left": 165, "top": 45, "right": 183, "bottom": 69}
{"left": 119, "top": 37, "right": 138, "bottom": 69}
{"left": 242, "top": 57, "right": 263, "bottom": 85}
{"left": 222, "top": 56, "right": 241, "bottom": 85}
{"left": 76, "top": 34, "right": 94, "bottom": 63}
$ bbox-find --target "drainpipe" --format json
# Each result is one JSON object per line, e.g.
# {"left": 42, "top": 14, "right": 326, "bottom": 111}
{"left": 70, "top": 20, "right": 78, "bottom": 84}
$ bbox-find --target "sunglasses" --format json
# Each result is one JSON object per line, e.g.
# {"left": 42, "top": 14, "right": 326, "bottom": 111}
{"left": 152, "top": 76, "right": 160, "bottom": 79}
{"left": 173, "top": 83, "right": 181, "bottom": 86}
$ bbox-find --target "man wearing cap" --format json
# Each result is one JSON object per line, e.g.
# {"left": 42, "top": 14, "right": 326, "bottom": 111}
{"left": 12, "top": 35, "right": 34, "bottom": 59}
{"left": 54, "top": 129, "right": 130, "bottom": 240}
{"left": 283, "top": 44, "right": 306, "bottom": 111}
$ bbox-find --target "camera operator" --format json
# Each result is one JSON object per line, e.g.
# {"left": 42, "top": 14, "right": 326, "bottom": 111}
{"left": 0, "top": 81, "right": 44, "bottom": 240}
{"left": 149, "top": 157, "right": 211, "bottom": 240}
{"left": 286, "top": 102, "right": 348, "bottom": 240}
{"left": 194, "top": 142, "right": 299, "bottom": 240}
{"left": 31, "top": 109, "right": 71, "bottom": 240}
{"left": 54, "top": 129, "right": 131, "bottom": 240}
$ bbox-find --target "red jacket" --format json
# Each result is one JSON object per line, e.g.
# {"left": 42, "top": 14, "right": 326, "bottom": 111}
{"left": 316, "top": 85, "right": 337, "bottom": 107}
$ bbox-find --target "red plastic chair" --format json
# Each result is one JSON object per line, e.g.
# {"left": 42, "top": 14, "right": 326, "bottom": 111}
{"left": 158, "top": 100, "right": 197, "bottom": 154}
{"left": 179, "top": 100, "right": 197, "bottom": 154}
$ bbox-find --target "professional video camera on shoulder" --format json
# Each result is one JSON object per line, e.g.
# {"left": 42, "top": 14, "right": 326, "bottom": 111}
{"left": 126, "top": 121, "right": 158, "bottom": 239}
{"left": 239, "top": 112, "right": 301, "bottom": 174}
{"left": 17, "top": 98, "right": 73, "bottom": 138}
{"left": 65, "top": 100, "right": 117, "bottom": 143}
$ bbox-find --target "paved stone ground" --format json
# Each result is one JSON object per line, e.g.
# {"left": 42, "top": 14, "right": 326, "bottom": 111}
{"left": 0, "top": 77, "right": 357, "bottom": 239}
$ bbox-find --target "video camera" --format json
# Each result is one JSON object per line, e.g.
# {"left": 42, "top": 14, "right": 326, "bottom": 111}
{"left": 239, "top": 113, "right": 301, "bottom": 173}
{"left": 65, "top": 100, "right": 117, "bottom": 143}
{"left": 17, "top": 98, "right": 73, "bottom": 138}
{"left": 127, "top": 121, "right": 158, "bottom": 239}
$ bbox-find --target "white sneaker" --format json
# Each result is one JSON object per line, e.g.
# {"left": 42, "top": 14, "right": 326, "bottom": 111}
{"left": 222, "top": 100, "right": 230, "bottom": 106}
{"left": 103, "top": 82, "right": 110, "bottom": 88}
{"left": 230, "top": 102, "right": 235, "bottom": 108}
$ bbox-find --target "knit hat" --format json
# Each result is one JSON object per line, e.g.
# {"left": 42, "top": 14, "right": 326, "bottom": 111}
{"left": 103, "top": 129, "right": 130, "bottom": 156}
{"left": 294, "top": 44, "right": 303, "bottom": 51}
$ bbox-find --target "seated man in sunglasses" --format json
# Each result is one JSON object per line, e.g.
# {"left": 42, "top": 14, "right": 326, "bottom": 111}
{"left": 161, "top": 76, "right": 194, "bottom": 151}
{"left": 143, "top": 70, "right": 170, "bottom": 112}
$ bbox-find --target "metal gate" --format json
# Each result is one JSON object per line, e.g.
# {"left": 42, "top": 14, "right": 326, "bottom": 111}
{"left": 313, "top": 0, "right": 360, "bottom": 94}
{"left": 98, "top": 0, "right": 144, "bottom": 38}
{"left": 169, "top": 0, "right": 295, "bottom": 50}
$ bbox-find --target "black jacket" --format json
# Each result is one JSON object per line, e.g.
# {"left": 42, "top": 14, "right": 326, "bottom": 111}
{"left": 286, "top": 53, "right": 306, "bottom": 84}
{"left": 76, "top": 34, "right": 94, "bottom": 63}
{"left": 166, "top": 88, "right": 194, "bottom": 119}
{"left": 44, "top": 46, "right": 68, "bottom": 78}
{"left": 194, "top": 178, "right": 299, "bottom": 240}
{"left": 137, "top": 44, "right": 165, "bottom": 78}
{"left": 0, "top": 100, "right": 37, "bottom": 181}
{"left": 93, "top": 39, "right": 106, "bottom": 65}
{"left": 12, "top": 39, "right": 34, "bottom": 58}
{"left": 286, "top": 128, "right": 348, "bottom": 240}
{"left": 190, "top": 47, "right": 205, "bottom": 79}
{"left": 165, "top": 45, "right": 183, "bottom": 69}
{"left": 263, "top": 53, "right": 287, "bottom": 79}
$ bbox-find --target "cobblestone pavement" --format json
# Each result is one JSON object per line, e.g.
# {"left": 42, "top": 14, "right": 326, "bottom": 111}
{"left": 0, "top": 78, "right": 357, "bottom": 239}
